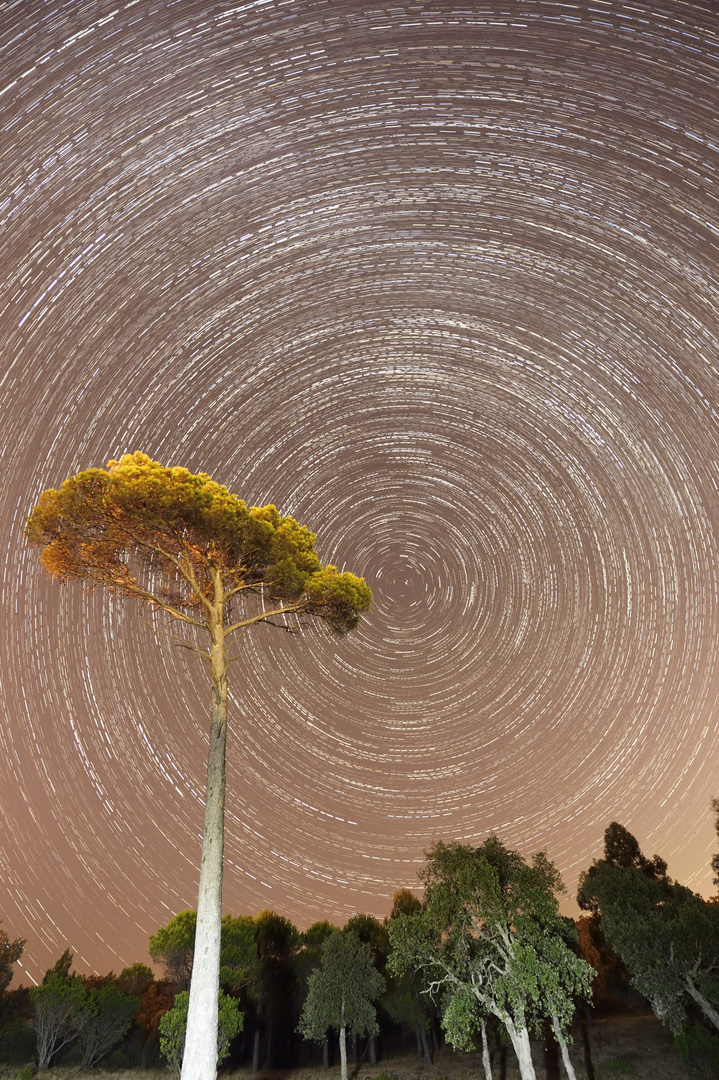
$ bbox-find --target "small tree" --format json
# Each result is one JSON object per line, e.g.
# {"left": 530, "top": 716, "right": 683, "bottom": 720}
{"left": 26, "top": 453, "right": 371, "bottom": 1080}
{"left": 298, "top": 931, "right": 385, "bottom": 1080}
{"left": 118, "top": 962, "right": 155, "bottom": 997}
{"left": 150, "top": 911, "right": 197, "bottom": 991}
{"left": 30, "top": 970, "right": 85, "bottom": 1069}
{"left": 159, "top": 990, "right": 242, "bottom": 1077}
{"left": 74, "top": 982, "right": 139, "bottom": 1067}
{"left": 0, "top": 922, "right": 25, "bottom": 995}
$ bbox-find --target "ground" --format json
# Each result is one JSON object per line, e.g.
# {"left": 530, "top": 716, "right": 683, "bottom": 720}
{"left": 0, "top": 1015, "right": 689, "bottom": 1080}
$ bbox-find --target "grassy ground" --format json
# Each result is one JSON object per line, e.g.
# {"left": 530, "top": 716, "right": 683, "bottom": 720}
{"left": 0, "top": 1015, "right": 689, "bottom": 1080}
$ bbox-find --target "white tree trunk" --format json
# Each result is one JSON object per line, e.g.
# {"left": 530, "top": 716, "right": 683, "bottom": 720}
{"left": 480, "top": 1019, "right": 493, "bottom": 1080}
{"left": 339, "top": 1024, "right": 348, "bottom": 1080}
{"left": 503, "top": 1016, "right": 536, "bottom": 1080}
{"left": 551, "top": 1016, "right": 578, "bottom": 1080}
{"left": 685, "top": 976, "right": 719, "bottom": 1033}
{"left": 181, "top": 628, "right": 228, "bottom": 1080}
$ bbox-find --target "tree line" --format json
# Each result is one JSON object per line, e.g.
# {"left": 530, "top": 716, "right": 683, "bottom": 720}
{"left": 2, "top": 812, "right": 718, "bottom": 1079}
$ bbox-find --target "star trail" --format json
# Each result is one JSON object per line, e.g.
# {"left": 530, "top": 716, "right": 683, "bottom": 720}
{"left": 2, "top": 0, "right": 719, "bottom": 985}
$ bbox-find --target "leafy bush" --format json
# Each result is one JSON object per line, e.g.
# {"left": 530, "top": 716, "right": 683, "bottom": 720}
{"left": 675, "top": 1023, "right": 719, "bottom": 1080}
{"left": 0, "top": 1018, "right": 36, "bottom": 1064}
{"left": 159, "top": 990, "right": 242, "bottom": 1076}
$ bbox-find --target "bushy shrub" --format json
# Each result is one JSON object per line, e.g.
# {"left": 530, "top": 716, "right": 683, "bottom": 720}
{"left": 675, "top": 1023, "right": 719, "bottom": 1080}
{"left": 159, "top": 990, "right": 242, "bottom": 1076}
{"left": 0, "top": 1018, "right": 36, "bottom": 1064}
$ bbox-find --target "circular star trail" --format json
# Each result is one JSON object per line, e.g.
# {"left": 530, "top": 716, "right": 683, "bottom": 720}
{"left": 2, "top": 0, "right": 719, "bottom": 983}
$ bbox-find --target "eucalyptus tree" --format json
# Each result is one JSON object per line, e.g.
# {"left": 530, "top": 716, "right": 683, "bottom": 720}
{"left": 26, "top": 452, "right": 372, "bottom": 1080}
{"left": 388, "top": 838, "right": 594, "bottom": 1080}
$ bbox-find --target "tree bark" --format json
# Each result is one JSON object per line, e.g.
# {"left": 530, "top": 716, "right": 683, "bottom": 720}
{"left": 420, "top": 1026, "right": 433, "bottom": 1066}
{"left": 480, "top": 1019, "right": 493, "bottom": 1080}
{"left": 579, "top": 1004, "right": 595, "bottom": 1080}
{"left": 551, "top": 1015, "right": 578, "bottom": 1080}
{"left": 503, "top": 1016, "right": 536, "bottom": 1080}
{"left": 542, "top": 1019, "right": 560, "bottom": 1080}
{"left": 181, "top": 619, "right": 228, "bottom": 1080}
{"left": 323, "top": 1036, "right": 329, "bottom": 1069}
{"left": 686, "top": 976, "right": 719, "bottom": 1033}
{"left": 369, "top": 1032, "right": 377, "bottom": 1066}
{"left": 339, "top": 1025, "right": 348, "bottom": 1080}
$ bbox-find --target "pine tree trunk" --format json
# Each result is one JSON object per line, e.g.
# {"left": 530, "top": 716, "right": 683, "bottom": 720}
{"left": 480, "top": 1020, "right": 492, "bottom": 1080}
{"left": 181, "top": 623, "right": 228, "bottom": 1080}
{"left": 339, "top": 1025, "right": 348, "bottom": 1080}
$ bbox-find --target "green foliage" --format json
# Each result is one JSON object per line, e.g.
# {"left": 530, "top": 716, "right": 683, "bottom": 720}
{"left": 580, "top": 853, "right": 719, "bottom": 1033}
{"left": 17, "top": 1063, "right": 36, "bottom": 1080}
{"left": 0, "top": 1018, "right": 35, "bottom": 1065}
{"left": 388, "top": 889, "right": 422, "bottom": 921}
{"left": 42, "top": 949, "right": 72, "bottom": 984}
{"left": 30, "top": 968, "right": 85, "bottom": 1069}
{"left": 388, "top": 838, "right": 594, "bottom": 1052}
{"left": 117, "top": 962, "right": 154, "bottom": 997}
{"left": 578, "top": 822, "right": 668, "bottom": 914}
{"left": 675, "top": 1022, "right": 719, "bottom": 1080}
{"left": 298, "top": 931, "right": 385, "bottom": 1042}
{"left": 25, "top": 452, "right": 371, "bottom": 634}
{"left": 74, "top": 982, "right": 139, "bottom": 1068}
{"left": 158, "top": 990, "right": 243, "bottom": 1076}
{"left": 149, "top": 910, "right": 257, "bottom": 993}
{"left": 0, "top": 923, "right": 25, "bottom": 996}
{"left": 602, "top": 1055, "right": 637, "bottom": 1074}
{"left": 219, "top": 913, "right": 255, "bottom": 992}
{"left": 149, "top": 910, "right": 197, "bottom": 990}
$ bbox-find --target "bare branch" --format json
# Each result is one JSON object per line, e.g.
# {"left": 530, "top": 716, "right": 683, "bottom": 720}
{"left": 225, "top": 603, "right": 306, "bottom": 637}
{"left": 139, "top": 619, "right": 211, "bottom": 665}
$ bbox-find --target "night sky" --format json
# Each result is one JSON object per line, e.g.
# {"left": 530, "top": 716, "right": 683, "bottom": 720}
{"left": 2, "top": 0, "right": 719, "bottom": 986}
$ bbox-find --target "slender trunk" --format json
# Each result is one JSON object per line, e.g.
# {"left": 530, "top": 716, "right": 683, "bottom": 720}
{"left": 685, "top": 975, "right": 719, "bottom": 1032}
{"left": 351, "top": 1033, "right": 358, "bottom": 1065}
{"left": 431, "top": 1019, "right": 439, "bottom": 1053}
{"left": 415, "top": 1027, "right": 422, "bottom": 1059}
{"left": 503, "top": 1016, "right": 536, "bottom": 1080}
{"left": 480, "top": 1019, "right": 492, "bottom": 1080}
{"left": 580, "top": 1003, "right": 595, "bottom": 1080}
{"left": 339, "top": 1025, "right": 348, "bottom": 1080}
{"left": 323, "top": 1036, "right": 329, "bottom": 1069}
{"left": 420, "top": 1026, "right": 433, "bottom": 1066}
{"left": 551, "top": 1015, "right": 578, "bottom": 1080}
{"left": 252, "top": 988, "right": 264, "bottom": 1072}
{"left": 266, "top": 1015, "right": 274, "bottom": 1069}
{"left": 181, "top": 614, "right": 228, "bottom": 1080}
{"left": 542, "top": 1019, "right": 560, "bottom": 1080}
{"left": 369, "top": 1033, "right": 377, "bottom": 1066}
